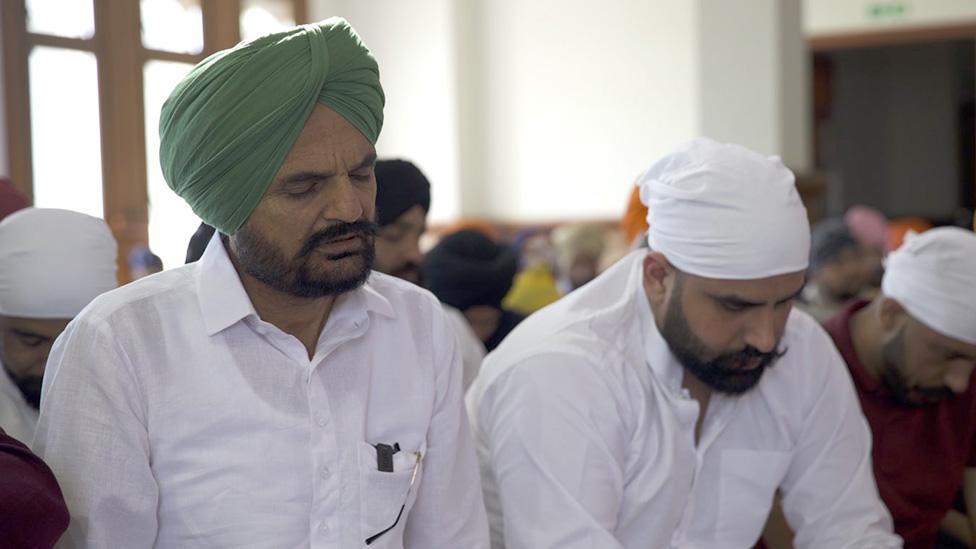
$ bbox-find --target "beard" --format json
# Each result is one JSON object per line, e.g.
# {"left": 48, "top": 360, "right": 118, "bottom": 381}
{"left": 659, "top": 286, "right": 787, "bottom": 395}
{"left": 880, "top": 327, "right": 952, "bottom": 407}
{"left": 230, "top": 220, "right": 377, "bottom": 298}
{"left": 4, "top": 367, "right": 42, "bottom": 409}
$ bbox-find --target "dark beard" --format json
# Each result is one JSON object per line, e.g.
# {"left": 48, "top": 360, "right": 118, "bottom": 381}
{"left": 5, "top": 368, "right": 41, "bottom": 409}
{"left": 659, "top": 285, "right": 786, "bottom": 395}
{"left": 880, "top": 328, "right": 952, "bottom": 407}
{"left": 229, "top": 220, "right": 377, "bottom": 298}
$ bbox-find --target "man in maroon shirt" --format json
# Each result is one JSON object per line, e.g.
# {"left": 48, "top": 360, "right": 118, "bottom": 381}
{"left": 823, "top": 227, "right": 976, "bottom": 548}
{"left": 0, "top": 428, "right": 69, "bottom": 548}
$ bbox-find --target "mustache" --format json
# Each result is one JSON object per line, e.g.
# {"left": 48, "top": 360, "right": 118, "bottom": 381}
{"left": 298, "top": 220, "right": 378, "bottom": 258}
{"left": 713, "top": 346, "right": 788, "bottom": 371}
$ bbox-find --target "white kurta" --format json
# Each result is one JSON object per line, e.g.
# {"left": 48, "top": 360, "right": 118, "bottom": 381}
{"left": 443, "top": 306, "right": 487, "bottom": 392}
{"left": 33, "top": 235, "right": 488, "bottom": 549}
{"left": 0, "top": 365, "right": 37, "bottom": 443}
{"left": 466, "top": 250, "right": 901, "bottom": 549}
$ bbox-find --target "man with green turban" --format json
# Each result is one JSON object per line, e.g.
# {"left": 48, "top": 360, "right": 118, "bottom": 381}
{"left": 33, "top": 18, "right": 489, "bottom": 548}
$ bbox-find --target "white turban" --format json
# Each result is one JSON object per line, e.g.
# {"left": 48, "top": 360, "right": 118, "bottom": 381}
{"left": 881, "top": 227, "right": 976, "bottom": 345}
{"left": 639, "top": 138, "right": 810, "bottom": 279}
{"left": 0, "top": 208, "right": 117, "bottom": 319}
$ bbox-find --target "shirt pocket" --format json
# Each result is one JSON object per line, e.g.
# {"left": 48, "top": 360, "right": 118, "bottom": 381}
{"left": 358, "top": 440, "right": 427, "bottom": 548}
{"left": 716, "top": 449, "right": 791, "bottom": 544}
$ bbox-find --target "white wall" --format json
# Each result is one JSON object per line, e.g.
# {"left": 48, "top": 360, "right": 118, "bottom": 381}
{"left": 806, "top": 0, "right": 976, "bottom": 36}
{"left": 461, "top": 0, "right": 699, "bottom": 221}
{"left": 699, "top": 0, "right": 810, "bottom": 172}
{"left": 310, "top": 0, "right": 808, "bottom": 223}
{"left": 310, "top": 0, "right": 461, "bottom": 223}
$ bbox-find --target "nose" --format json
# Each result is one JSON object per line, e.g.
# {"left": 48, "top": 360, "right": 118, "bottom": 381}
{"left": 324, "top": 175, "right": 365, "bottom": 223}
{"left": 743, "top": 308, "right": 778, "bottom": 354}
{"left": 944, "top": 361, "right": 975, "bottom": 395}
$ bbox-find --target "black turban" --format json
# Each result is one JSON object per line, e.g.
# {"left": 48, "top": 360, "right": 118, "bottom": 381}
{"left": 375, "top": 159, "right": 431, "bottom": 227}
{"left": 423, "top": 230, "right": 518, "bottom": 311}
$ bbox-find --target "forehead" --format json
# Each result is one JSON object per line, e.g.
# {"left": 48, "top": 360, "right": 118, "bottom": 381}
{"left": 683, "top": 270, "right": 806, "bottom": 302}
{"left": 0, "top": 316, "right": 71, "bottom": 337}
{"left": 274, "top": 104, "right": 375, "bottom": 175}
{"left": 387, "top": 205, "right": 427, "bottom": 228}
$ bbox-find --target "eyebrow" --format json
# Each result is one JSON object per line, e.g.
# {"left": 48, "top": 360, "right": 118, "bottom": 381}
{"left": 279, "top": 151, "right": 378, "bottom": 186}
{"left": 707, "top": 286, "right": 804, "bottom": 308}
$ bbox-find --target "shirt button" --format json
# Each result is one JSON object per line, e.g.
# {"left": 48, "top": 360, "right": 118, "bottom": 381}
{"left": 321, "top": 467, "right": 330, "bottom": 479}
{"left": 317, "top": 416, "right": 328, "bottom": 427}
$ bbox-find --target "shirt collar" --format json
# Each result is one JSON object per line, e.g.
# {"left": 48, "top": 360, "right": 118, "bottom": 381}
{"left": 196, "top": 233, "right": 259, "bottom": 336}
{"left": 195, "top": 233, "right": 397, "bottom": 336}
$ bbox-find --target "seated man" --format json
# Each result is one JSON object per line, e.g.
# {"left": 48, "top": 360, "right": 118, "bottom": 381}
{"left": 466, "top": 138, "right": 900, "bottom": 548}
{"left": 0, "top": 208, "right": 117, "bottom": 443}
{"left": 33, "top": 19, "right": 487, "bottom": 548}
{"left": 823, "top": 227, "right": 976, "bottom": 548}
{"left": 798, "top": 218, "right": 865, "bottom": 323}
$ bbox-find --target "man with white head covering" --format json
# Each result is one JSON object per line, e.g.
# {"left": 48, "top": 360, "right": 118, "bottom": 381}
{"left": 0, "top": 208, "right": 116, "bottom": 443}
{"left": 820, "top": 227, "right": 976, "bottom": 548}
{"left": 33, "top": 19, "right": 488, "bottom": 548}
{"left": 466, "top": 138, "right": 900, "bottom": 548}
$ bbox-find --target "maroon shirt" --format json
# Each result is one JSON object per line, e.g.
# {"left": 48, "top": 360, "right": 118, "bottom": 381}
{"left": 824, "top": 299, "right": 976, "bottom": 548}
{"left": 0, "top": 429, "right": 70, "bottom": 548}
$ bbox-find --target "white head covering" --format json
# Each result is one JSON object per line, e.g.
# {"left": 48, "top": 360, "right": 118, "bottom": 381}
{"left": 0, "top": 208, "right": 117, "bottom": 319}
{"left": 881, "top": 227, "right": 976, "bottom": 345}
{"left": 638, "top": 138, "right": 810, "bottom": 279}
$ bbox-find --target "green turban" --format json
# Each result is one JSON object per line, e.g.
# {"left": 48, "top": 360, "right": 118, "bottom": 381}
{"left": 159, "top": 17, "right": 384, "bottom": 234}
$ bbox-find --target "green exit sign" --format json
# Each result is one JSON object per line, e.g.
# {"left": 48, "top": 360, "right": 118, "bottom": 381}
{"left": 867, "top": 1, "right": 911, "bottom": 19}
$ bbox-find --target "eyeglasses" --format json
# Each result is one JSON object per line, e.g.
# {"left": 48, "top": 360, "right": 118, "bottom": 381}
{"left": 365, "top": 451, "right": 423, "bottom": 545}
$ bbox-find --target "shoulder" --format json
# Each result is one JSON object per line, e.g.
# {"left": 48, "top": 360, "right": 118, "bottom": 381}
{"left": 365, "top": 270, "right": 444, "bottom": 319}
{"left": 71, "top": 264, "right": 198, "bottom": 329}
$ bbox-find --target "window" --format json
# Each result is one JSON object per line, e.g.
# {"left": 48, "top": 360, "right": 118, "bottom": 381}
{"left": 2, "top": 0, "right": 307, "bottom": 278}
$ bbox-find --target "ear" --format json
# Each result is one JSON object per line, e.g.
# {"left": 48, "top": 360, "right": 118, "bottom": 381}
{"left": 642, "top": 251, "right": 674, "bottom": 308}
{"left": 878, "top": 297, "right": 906, "bottom": 333}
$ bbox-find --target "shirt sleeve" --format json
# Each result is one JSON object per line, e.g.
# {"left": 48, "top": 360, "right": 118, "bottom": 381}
{"left": 31, "top": 315, "right": 159, "bottom": 549}
{"left": 0, "top": 429, "right": 70, "bottom": 547}
{"left": 476, "top": 352, "right": 633, "bottom": 549}
{"left": 403, "top": 302, "right": 490, "bottom": 547}
{"left": 779, "top": 329, "right": 902, "bottom": 549}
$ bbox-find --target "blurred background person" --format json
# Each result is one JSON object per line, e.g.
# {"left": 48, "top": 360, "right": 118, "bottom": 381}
{"left": 550, "top": 222, "right": 607, "bottom": 293}
{"left": 502, "top": 228, "right": 562, "bottom": 316}
{"left": 845, "top": 205, "right": 890, "bottom": 294}
{"left": 424, "top": 229, "right": 523, "bottom": 352}
{"left": 127, "top": 245, "right": 164, "bottom": 281}
{"left": 798, "top": 218, "right": 866, "bottom": 323}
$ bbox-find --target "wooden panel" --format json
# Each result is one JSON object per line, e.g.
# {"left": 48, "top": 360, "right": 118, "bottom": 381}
{"left": 202, "top": 0, "right": 241, "bottom": 54}
{"left": 1, "top": 0, "right": 33, "bottom": 201}
{"left": 810, "top": 22, "right": 976, "bottom": 51}
{"left": 27, "top": 33, "right": 95, "bottom": 51}
{"left": 94, "top": 0, "right": 148, "bottom": 282}
{"left": 294, "top": 0, "right": 309, "bottom": 25}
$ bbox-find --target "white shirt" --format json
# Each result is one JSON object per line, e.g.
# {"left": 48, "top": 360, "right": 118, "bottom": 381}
{"left": 0, "top": 365, "right": 37, "bottom": 443}
{"left": 443, "top": 306, "right": 486, "bottom": 392}
{"left": 33, "top": 235, "right": 489, "bottom": 549}
{"left": 466, "top": 250, "right": 901, "bottom": 549}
